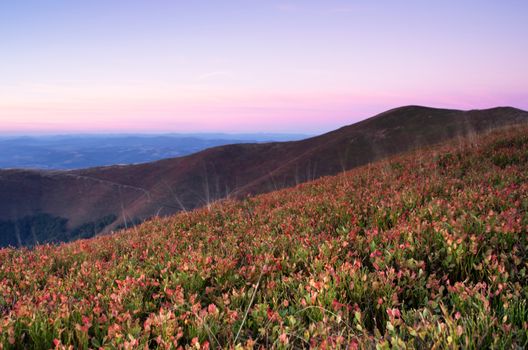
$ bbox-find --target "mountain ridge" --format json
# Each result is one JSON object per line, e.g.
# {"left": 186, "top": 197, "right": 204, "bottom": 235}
{"left": 1, "top": 105, "right": 527, "bottom": 246}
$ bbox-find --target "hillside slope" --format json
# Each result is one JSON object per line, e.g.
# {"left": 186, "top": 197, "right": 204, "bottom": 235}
{"left": 1, "top": 105, "right": 527, "bottom": 246}
{"left": 1, "top": 125, "right": 527, "bottom": 348}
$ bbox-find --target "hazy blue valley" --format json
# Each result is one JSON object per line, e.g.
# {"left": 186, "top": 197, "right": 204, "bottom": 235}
{"left": 0, "top": 133, "right": 308, "bottom": 169}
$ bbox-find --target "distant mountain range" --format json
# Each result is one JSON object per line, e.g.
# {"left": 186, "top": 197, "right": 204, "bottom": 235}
{"left": 1, "top": 105, "right": 527, "bottom": 247}
{"left": 0, "top": 133, "right": 309, "bottom": 170}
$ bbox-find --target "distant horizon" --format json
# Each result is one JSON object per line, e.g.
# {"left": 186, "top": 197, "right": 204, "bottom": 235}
{"left": 0, "top": 131, "right": 313, "bottom": 138}
{"left": 1, "top": 104, "right": 527, "bottom": 136}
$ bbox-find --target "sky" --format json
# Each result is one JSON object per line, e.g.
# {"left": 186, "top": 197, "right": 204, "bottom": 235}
{"left": 1, "top": 1, "right": 527, "bottom": 134}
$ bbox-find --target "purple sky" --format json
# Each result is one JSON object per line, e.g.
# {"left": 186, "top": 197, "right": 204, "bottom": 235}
{"left": 1, "top": 1, "right": 527, "bottom": 134}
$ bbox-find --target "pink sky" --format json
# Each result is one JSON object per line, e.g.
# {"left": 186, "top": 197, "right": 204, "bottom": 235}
{"left": 1, "top": 1, "right": 527, "bottom": 134}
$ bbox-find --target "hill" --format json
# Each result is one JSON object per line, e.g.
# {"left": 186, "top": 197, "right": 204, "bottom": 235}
{"left": 0, "top": 124, "right": 527, "bottom": 348}
{"left": 1, "top": 106, "right": 527, "bottom": 247}
{"left": 0, "top": 133, "right": 308, "bottom": 170}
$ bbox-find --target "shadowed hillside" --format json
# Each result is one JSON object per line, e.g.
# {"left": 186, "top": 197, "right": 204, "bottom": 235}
{"left": 1, "top": 105, "right": 527, "bottom": 246}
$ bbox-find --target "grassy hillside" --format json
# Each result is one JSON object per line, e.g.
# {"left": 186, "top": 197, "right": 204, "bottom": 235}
{"left": 1, "top": 126, "right": 527, "bottom": 348}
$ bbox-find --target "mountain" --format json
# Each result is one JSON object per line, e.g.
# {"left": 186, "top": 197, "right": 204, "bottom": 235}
{"left": 1, "top": 124, "right": 527, "bottom": 348}
{"left": 0, "top": 133, "right": 308, "bottom": 170}
{"left": 1, "top": 105, "right": 527, "bottom": 246}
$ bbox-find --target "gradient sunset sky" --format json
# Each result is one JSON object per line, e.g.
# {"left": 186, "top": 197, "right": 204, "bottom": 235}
{"left": 1, "top": 1, "right": 527, "bottom": 134}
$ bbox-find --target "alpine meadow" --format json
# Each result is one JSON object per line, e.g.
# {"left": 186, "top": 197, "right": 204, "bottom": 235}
{"left": 1, "top": 125, "right": 527, "bottom": 348}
